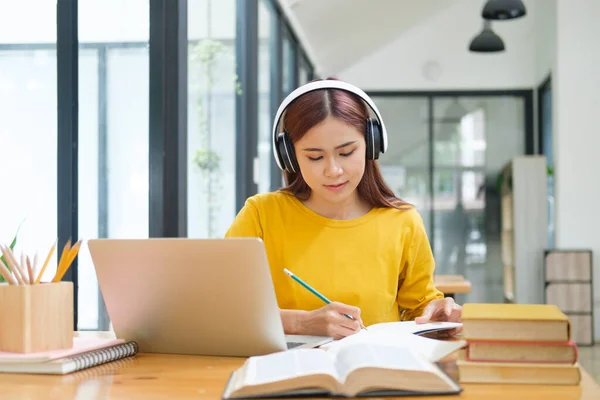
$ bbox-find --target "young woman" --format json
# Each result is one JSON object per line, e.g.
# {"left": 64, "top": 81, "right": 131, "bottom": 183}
{"left": 225, "top": 79, "right": 461, "bottom": 339}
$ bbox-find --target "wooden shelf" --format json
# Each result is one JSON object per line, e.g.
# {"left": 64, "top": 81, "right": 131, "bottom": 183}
{"left": 500, "top": 156, "right": 548, "bottom": 305}
{"left": 544, "top": 250, "right": 595, "bottom": 346}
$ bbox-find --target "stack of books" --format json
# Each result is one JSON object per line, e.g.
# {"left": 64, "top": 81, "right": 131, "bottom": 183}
{"left": 457, "top": 303, "right": 581, "bottom": 385}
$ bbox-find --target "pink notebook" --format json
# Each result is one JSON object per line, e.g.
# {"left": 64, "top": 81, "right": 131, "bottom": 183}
{"left": 0, "top": 337, "right": 125, "bottom": 364}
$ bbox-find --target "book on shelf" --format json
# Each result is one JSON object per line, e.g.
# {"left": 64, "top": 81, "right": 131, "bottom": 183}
{"left": 222, "top": 333, "right": 466, "bottom": 399}
{"left": 0, "top": 337, "right": 138, "bottom": 375}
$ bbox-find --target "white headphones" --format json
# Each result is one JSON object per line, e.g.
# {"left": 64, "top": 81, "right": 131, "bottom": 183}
{"left": 271, "top": 80, "right": 388, "bottom": 173}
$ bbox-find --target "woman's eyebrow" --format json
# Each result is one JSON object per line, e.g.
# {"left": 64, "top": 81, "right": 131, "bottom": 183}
{"left": 301, "top": 141, "right": 356, "bottom": 151}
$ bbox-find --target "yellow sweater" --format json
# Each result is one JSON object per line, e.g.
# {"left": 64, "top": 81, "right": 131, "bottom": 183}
{"left": 225, "top": 191, "right": 443, "bottom": 326}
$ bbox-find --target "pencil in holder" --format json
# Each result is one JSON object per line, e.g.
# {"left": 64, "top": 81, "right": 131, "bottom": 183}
{"left": 0, "top": 281, "right": 74, "bottom": 353}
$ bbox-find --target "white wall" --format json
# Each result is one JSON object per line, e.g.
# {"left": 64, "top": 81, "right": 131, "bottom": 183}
{"left": 552, "top": 0, "right": 600, "bottom": 342}
{"left": 533, "top": 0, "right": 556, "bottom": 84}
{"left": 339, "top": 0, "right": 537, "bottom": 90}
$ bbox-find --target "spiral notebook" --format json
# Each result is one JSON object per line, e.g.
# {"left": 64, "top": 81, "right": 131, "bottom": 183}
{"left": 0, "top": 340, "right": 138, "bottom": 375}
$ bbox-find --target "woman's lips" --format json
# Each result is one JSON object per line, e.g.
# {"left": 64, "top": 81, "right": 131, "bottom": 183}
{"left": 324, "top": 182, "right": 347, "bottom": 192}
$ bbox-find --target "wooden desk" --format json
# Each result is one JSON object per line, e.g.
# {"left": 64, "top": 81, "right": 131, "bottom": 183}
{"left": 434, "top": 274, "right": 472, "bottom": 298}
{"left": 0, "top": 345, "right": 598, "bottom": 399}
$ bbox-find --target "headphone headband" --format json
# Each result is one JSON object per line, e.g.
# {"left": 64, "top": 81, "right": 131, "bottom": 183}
{"left": 271, "top": 80, "right": 388, "bottom": 170}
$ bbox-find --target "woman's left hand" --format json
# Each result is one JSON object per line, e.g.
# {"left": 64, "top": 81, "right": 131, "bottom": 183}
{"left": 414, "top": 297, "right": 462, "bottom": 335}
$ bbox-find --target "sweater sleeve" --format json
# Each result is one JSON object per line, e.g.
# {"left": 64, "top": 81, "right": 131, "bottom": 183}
{"left": 397, "top": 210, "right": 444, "bottom": 321}
{"left": 224, "top": 196, "right": 263, "bottom": 239}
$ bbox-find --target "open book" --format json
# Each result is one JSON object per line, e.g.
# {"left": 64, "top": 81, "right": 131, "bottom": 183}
{"left": 222, "top": 338, "right": 464, "bottom": 398}
{"left": 320, "top": 321, "right": 463, "bottom": 352}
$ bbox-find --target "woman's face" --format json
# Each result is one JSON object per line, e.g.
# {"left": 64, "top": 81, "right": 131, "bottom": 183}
{"left": 294, "top": 116, "right": 366, "bottom": 205}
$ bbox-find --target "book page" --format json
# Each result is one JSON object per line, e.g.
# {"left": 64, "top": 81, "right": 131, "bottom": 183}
{"left": 242, "top": 349, "right": 338, "bottom": 386}
{"left": 333, "top": 343, "right": 436, "bottom": 382}
{"left": 361, "top": 321, "right": 462, "bottom": 336}
{"left": 320, "top": 321, "right": 461, "bottom": 351}
{"left": 325, "top": 331, "right": 465, "bottom": 362}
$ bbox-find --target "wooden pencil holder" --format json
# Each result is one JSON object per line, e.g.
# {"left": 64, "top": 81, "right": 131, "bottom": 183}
{"left": 0, "top": 281, "right": 74, "bottom": 353}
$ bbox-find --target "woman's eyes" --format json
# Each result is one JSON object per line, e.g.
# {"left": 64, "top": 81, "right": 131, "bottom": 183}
{"left": 307, "top": 150, "right": 355, "bottom": 162}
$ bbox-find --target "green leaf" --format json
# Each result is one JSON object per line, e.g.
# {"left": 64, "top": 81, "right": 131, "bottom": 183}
{"left": 194, "top": 148, "right": 221, "bottom": 173}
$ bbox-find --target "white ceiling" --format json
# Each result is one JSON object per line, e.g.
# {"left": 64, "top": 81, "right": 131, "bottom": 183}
{"left": 278, "top": 0, "right": 455, "bottom": 76}
{"left": 277, "top": 0, "right": 537, "bottom": 78}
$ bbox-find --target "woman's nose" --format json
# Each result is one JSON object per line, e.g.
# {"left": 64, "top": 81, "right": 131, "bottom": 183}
{"left": 324, "top": 158, "right": 343, "bottom": 177}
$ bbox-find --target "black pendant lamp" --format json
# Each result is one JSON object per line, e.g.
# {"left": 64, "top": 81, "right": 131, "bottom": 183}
{"left": 482, "top": 0, "right": 526, "bottom": 20}
{"left": 469, "top": 21, "right": 505, "bottom": 53}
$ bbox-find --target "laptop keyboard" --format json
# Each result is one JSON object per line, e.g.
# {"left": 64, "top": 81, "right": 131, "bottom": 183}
{"left": 286, "top": 342, "right": 304, "bottom": 349}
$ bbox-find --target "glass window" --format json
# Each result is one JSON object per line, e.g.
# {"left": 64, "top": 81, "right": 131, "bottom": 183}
{"left": 0, "top": 3, "right": 57, "bottom": 282}
{"left": 541, "top": 87, "right": 553, "bottom": 169}
{"left": 298, "top": 55, "right": 311, "bottom": 85}
{"left": 282, "top": 34, "right": 295, "bottom": 97}
{"left": 370, "top": 97, "right": 432, "bottom": 236}
{"left": 372, "top": 94, "right": 527, "bottom": 306}
{"left": 78, "top": 0, "right": 150, "bottom": 330}
{"left": 257, "top": 0, "right": 275, "bottom": 193}
{"left": 539, "top": 81, "right": 554, "bottom": 248}
{"left": 298, "top": 61, "right": 309, "bottom": 85}
{"left": 188, "top": 0, "right": 237, "bottom": 238}
{"left": 0, "top": 1, "right": 56, "bottom": 43}
{"left": 432, "top": 96, "right": 524, "bottom": 304}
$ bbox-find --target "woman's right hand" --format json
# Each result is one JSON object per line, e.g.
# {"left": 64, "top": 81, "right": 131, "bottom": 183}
{"left": 299, "top": 302, "right": 363, "bottom": 339}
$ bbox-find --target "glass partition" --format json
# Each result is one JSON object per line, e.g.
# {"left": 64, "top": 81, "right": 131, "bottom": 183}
{"left": 371, "top": 93, "right": 528, "bottom": 305}
{"left": 370, "top": 97, "right": 432, "bottom": 237}
{"left": 539, "top": 79, "right": 554, "bottom": 249}
{"left": 432, "top": 96, "right": 525, "bottom": 304}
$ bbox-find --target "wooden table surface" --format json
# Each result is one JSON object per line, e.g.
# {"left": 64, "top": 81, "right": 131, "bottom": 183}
{"left": 1, "top": 351, "right": 598, "bottom": 399}
{"left": 0, "top": 332, "right": 598, "bottom": 399}
{"left": 434, "top": 274, "right": 472, "bottom": 295}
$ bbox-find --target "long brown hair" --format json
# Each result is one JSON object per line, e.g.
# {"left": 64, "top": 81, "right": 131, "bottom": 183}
{"left": 278, "top": 79, "right": 411, "bottom": 210}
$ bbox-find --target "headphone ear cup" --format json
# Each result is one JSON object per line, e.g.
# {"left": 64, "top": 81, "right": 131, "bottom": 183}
{"left": 278, "top": 131, "right": 300, "bottom": 173}
{"left": 274, "top": 132, "right": 286, "bottom": 171}
{"left": 365, "top": 119, "right": 374, "bottom": 160}
{"left": 372, "top": 118, "right": 383, "bottom": 159}
{"left": 365, "top": 118, "right": 383, "bottom": 160}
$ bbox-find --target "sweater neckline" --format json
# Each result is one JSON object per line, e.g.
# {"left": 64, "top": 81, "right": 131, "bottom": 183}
{"left": 287, "top": 194, "right": 379, "bottom": 228}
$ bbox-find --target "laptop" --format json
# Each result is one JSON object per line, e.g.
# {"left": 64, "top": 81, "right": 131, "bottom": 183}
{"left": 87, "top": 237, "right": 332, "bottom": 357}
